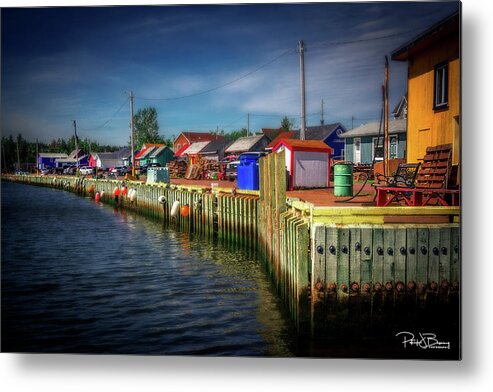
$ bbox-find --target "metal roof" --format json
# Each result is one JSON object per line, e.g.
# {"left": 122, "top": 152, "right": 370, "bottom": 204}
{"left": 182, "top": 141, "right": 211, "bottom": 155}
{"left": 225, "top": 135, "right": 266, "bottom": 153}
{"left": 136, "top": 146, "right": 156, "bottom": 160}
{"left": 273, "top": 139, "right": 332, "bottom": 152}
{"left": 38, "top": 153, "right": 68, "bottom": 158}
{"left": 149, "top": 145, "right": 171, "bottom": 158}
{"left": 340, "top": 118, "right": 407, "bottom": 138}
{"left": 200, "top": 139, "right": 230, "bottom": 154}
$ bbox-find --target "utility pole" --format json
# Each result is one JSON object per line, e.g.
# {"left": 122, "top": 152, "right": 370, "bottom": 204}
{"left": 351, "top": 116, "right": 355, "bottom": 130}
{"left": 16, "top": 138, "right": 20, "bottom": 173}
{"left": 129, "top": 91, "right": 135, "bottom": 176}
{"left": 299, "top": 40, "right": 306, "bottom": 140}
{"left": 384, "top": 56, "right": 389, "bottom": 177}
{"left": 247, "top": 113, "right": 250, "bottom": 137}
{"left": 36, "top": 139, "right": 39, "bottom": 173}
{"left": 73, "top": 120, "right": 80, "bottom": 176}
{"left": 320, "top": 99, "right": 325, "bottom": 125}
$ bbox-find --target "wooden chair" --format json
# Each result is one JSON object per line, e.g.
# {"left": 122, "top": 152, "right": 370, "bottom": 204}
{"left": 376, "top": 144, "right": 460, "bottom": 207}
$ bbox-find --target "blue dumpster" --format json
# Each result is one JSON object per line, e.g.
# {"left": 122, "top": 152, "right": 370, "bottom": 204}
{"left": 237, "top": 152, "right": 264, "bottom": 190}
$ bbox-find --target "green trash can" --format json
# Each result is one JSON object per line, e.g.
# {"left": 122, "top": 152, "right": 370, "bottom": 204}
{"left": 334, "top": 161, "right": 353, "bottom": 197}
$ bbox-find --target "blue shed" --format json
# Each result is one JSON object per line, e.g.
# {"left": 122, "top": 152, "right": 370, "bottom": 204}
{"left": 292, "top": 123, "right": 347, "bottom": 160}
{"left": 340, "top": 118, "right": 407, "bottom": 164}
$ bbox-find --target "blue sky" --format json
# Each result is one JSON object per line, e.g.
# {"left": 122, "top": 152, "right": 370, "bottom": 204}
{"left": 1, "top": 1, "right": 460, "bottom": 146}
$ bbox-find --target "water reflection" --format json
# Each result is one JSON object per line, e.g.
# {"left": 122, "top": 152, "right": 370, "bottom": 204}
{"left": 1, "top": 181, "right": 294, "bottom": 356}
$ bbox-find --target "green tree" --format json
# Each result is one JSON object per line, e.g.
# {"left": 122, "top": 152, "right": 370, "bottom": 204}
{"left": 133, "top": 107, "right": 164, "bottom": 148}
{"left": 224, "top": 128, "right": 248, "bottom": 141}
{"left": 280, "top": 116, "right": 295, "bottom": 131}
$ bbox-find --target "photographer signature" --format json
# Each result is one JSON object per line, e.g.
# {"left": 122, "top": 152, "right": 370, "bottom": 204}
{"left": 395, "top": 331, "right": 450, "bottom": 349}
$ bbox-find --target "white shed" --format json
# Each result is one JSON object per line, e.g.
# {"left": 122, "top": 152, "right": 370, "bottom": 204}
{"left": 272, "top": 139, "right": 333, "bottom": 190}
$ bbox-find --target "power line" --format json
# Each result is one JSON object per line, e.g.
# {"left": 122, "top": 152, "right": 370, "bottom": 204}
{"left": 77, "top": 98, "right": 128, "bottom": 132}
{"left": 134, "top": 48, "right": 296, "bottom": 102}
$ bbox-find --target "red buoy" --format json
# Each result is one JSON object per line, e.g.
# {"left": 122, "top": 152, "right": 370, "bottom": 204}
{"left": 113, "top": 186, "right": 120, "bottom": 196}
{"left": 180, "top": 205, "right": 190, "bottom": 217}
{"left": 95, "top": 192, "right": 101, "bottom": 202}
{"left": 122, "top": 186, "right": 128, "bottom": 196}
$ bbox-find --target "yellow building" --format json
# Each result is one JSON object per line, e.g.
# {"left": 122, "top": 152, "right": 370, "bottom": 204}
{"left": 392, "top": 11, "right": 460, "bottom": 174}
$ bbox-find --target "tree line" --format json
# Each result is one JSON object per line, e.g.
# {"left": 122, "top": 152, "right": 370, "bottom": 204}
{"left": 2, "top": 106, "right": 295, "bottom": 173}
{"left": 1, "top": 134, "right": 122, "bottom": 173}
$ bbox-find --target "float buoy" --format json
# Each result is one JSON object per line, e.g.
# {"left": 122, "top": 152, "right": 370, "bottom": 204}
{"left": 88, "top": 185, "right": 95, "bottom": 194}
{"left": 113, "top": 186, "right": 120, "bottom": 196}
{"left": 180, "top": 205, "right": 190, "bottom": 217}
{"left": 122, "top": 186, "right": 128, "bottom": 196}
{"left": 158, "top": 195, "right": 166, "bottom": 204}
{"left": 95, "top": 192, "right": 101, "bottom": 202}
{"left": 170, "top": 200, "right": 180, "bottom": 217}
{"left": 129, "top": 189, "right": 137, "bottom": 202}
{"left": 100, "top": 190, "right": 105, "bottom": 198}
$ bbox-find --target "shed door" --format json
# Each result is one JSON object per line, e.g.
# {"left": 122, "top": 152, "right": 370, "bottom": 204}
{"left": 293, "top": 151, "right": 328, "bottom": 188}
{"left": 353, "top": 138, "right": 361, "bottom": 164}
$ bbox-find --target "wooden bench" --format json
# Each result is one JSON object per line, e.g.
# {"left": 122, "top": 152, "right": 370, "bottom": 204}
{"left": 376, "top": 144, "right": 460, "bottom": 207}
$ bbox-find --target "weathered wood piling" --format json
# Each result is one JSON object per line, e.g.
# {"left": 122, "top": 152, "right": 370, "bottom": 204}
{"left": 4, "top": 166, "right": 460, "bottom": 339}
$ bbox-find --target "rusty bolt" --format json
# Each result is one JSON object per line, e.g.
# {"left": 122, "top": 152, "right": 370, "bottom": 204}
{"left": 355, "top": 242, "right": 361, "bottom": 251}
{"left": 374, "top": 282, "right": 382, "bottom": 292}
{"left": 430, "top": 281, "right": 438, "bottom": 291}
{"left": 363, "top": 283, "right": 371, "bottom": 292}
{"left": 328, "top": 282, "right": 337, "bottom": 292}
{"left": 409, "top": 247, "right": 416, "bottom": 255}
{"left": 452, "top": 281, "right": 460, "bottom": 290}
{"left": 441, "top": 280, "right": 449, "bottom": 290}
{"left": 400, "top": 247, "right": 407, "bottom": 255}
{"left": 341, "top": 283, "right": 348, "bottom": 292}
{"left": 396, "top": 281, "right": 405, "bottom": 292}
{"left": 420, "top": 246, "right": 428, "bottom": 255}
{"left": 329, "top": 245, "right": 336, "bottom": 254}
{"left": 364, "top": 246, "right": 371, "bottom": 255}
{"left": 385, "top": 282, "right": 393, "bottom": 291}
{"left": 407, "top": 281, "right": 416, "bottom": 291}
{"left": 341, "top": 245, "right": 348, "bottom": 254}
{"left": 387, "top": 247, "right": 394, "bottom": 256}
{"left": 441, "top": 247, "right": 448, "bottom": 255}
{"left": 315, "top": 281, "right": 324, "bottom": 292}
{"left": 433, "top": 247, "right": 440, "bottom": 256}
{"left": 351, "top": 282, "right": 360, "bottom": 292}
{"left": 316, "top": 245, "right": 324, "bottom": 254}
{"left": 377, "top": 247, "right": 384, "bottom": 256}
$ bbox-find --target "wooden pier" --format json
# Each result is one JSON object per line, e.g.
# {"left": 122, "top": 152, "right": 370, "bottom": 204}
{"left": 4, "top": 160, "right": 460, "bottom": 339}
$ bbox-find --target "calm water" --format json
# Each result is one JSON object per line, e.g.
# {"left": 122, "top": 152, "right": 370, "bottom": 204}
{"left": 1, "top": 181, "right": 295, "bottom": 356}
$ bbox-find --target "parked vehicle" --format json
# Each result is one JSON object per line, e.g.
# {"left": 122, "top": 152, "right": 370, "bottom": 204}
{"left": 225, "top": 160, "right": 240, "bottom": 181}
{"left": 79, "top": 166, "right": 95, "bottom": 175}
{"left": 110, "top": 166, "right": 126, "bottom": 176}
{"left": 63, "top": 165, "right": 77, "bottom": 175}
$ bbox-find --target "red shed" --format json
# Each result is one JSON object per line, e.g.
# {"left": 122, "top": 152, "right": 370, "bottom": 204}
{"left": 272, "top": 139, "right": 333, "bottom": 190}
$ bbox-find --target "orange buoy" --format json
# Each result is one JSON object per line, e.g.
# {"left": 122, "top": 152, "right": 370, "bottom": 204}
{"left": 95, "top": 192, "right": 101, "bottom": 202}
{"left": 122, "top": 186, "right": 128, "bottom": 196}
{"left": 113, "top": 186, "right": 120, "bottom": 196}
{"left": 180, "top": 204, "right": 190, "bottom": 217}
{"left": 88, "top": 185, "right": 95, "bottom": 194}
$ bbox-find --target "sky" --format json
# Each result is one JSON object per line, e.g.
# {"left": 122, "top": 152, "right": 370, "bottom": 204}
{"left": 1, "top": 1, "right": 460, "bottom": 146}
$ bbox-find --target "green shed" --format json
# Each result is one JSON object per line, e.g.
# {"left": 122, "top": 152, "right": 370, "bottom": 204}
{"left": 148, "top": 146, "right": 174, "bottom": 167}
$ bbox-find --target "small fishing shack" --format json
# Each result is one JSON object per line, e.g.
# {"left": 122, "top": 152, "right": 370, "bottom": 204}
{"left": 272, "top": 139, "right": 332, "bottom": 190}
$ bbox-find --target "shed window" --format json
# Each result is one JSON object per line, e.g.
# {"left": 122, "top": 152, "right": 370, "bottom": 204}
{"left": 372, "top": 137, "right": 383, "bottom": 161}
{"left": 389, "top": 136, "right": 398, "bottom": 159}
{"left": 434, "top": 62, "right": 449, "bottom": 110}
